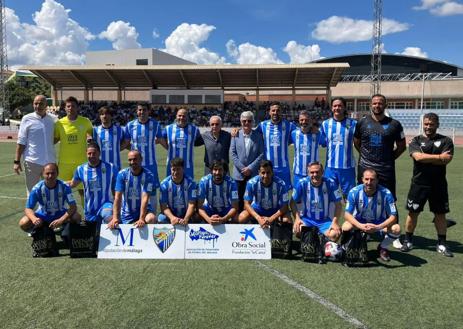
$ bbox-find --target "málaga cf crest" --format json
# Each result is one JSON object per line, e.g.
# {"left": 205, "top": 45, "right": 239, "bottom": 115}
{"left": 153, "top": 227, "right": 176, "bottom": 253}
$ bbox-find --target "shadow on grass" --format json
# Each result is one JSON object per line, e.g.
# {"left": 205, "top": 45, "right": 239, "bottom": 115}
{"left": 288, "top": 241, "right": 427, "bottom": 268}
{"left": 409, "top": 235, "right": 463, "bottom": 254}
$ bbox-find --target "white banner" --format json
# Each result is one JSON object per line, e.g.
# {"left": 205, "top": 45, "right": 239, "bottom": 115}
{"left": 185, "top": 224, "right": 271, "bottom": 259}
{"left": 98, "top": 224, "right": 186, "bottom": 259}
{"left": 97, "top": 224, "right": 271, "bottom": 259}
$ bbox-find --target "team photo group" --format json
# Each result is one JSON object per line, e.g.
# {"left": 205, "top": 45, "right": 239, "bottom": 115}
{"left": 14, "top": 93, "right": 455, "bottom": 263}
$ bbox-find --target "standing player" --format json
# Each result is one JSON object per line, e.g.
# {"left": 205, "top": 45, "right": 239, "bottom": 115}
{"left": 291, "top": 162, "right": 342, "bottom": 242}
{"left": 69, "top": 142, "right": 118, "bottom": 224}
{"left": 108, "top": 150, "right": 157, "bottom": 229}
{"left": 353, "top": 94, "right": 406, "bottom": 200}
{"left": 197, "top": 160, "right": 239, "bottom": 224}
{"left": 19, "top": 163, "right": 81, "bottom": 233}
{"left": 92, "top": 106, "right": 129, "bottom": 172}
{"left": 258, "top": 102, "right": 296, "bottom": 187}
{"left": 342, "top": 168, "right": 401, "bottom": 262}
{"left": 159, "top": 157, "right": 197, "bottom": 225}
{"left": 54, "top": 96, "right": 93, "bottom": 201}
{"left": 14, "top": 95, "right": 56, "bottom": 195}
{"left": 238, "top": 160, "right": 291, "bottom": 228}
{"left": 291, "top": 111, "right": 321, "bottom": 188}
{"left": 401, "top": 113, "right": 454, "bottom": 256}
{"left": 162, "top": 108, "right": 204, "bottom": 180}
{"left": 125, "top": 104, "right": 163, "bottom": 186}
{"left": 319, "top": 97, "right": 357, "bottom": 197}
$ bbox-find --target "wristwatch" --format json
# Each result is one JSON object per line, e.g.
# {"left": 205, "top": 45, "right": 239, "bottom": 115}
{"left": 13, "top": 160, "right": 20, "bottom": 165}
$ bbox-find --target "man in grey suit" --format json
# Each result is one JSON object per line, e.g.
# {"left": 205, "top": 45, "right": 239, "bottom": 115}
{"left": 230, "top": 111, "right": 264, "bottom": 212}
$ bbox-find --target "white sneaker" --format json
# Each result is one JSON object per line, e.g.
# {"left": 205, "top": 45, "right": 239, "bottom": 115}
{"left": 392, "top": 238, "right": 403, "bottom": 249}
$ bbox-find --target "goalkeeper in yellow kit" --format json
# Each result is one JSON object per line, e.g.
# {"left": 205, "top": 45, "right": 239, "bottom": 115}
{"left": 54, "top": 96, "right": 93, "bottom": 203}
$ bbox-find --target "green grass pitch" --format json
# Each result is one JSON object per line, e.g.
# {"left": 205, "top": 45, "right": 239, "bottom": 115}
{"left": 0, "top": 142, "right": 462, "bottom": 329}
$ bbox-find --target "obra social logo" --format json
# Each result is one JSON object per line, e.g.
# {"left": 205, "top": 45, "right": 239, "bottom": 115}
{"left": 233, "top": 227, "right": 266, "bottom": 249}
{"left": 153, "top": 226, "right": 176, "bottom": 253}
{"left": 189, "top": 227, "right": 219, "bottom": 247}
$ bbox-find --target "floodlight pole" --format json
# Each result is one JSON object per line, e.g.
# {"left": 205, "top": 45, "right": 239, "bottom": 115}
{"left": 0, "top": 0, "right": 8, "bottom": 122}
{"left": 370, "top": 0, "right": 382, "bottom": 96}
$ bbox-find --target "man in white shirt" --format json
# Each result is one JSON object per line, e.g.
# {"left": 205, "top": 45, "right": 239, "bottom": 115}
{"left": 14, "top": 95, "right": 57, "bottom": 195}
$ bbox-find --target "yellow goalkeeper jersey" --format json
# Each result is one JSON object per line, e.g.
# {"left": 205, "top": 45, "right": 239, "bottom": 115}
{"left": 54, "top": 116, "right": 93, "bottom": 165}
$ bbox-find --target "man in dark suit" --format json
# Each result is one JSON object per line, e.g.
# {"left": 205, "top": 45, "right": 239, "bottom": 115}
{"left": 230, "top": 111, "right": 264, "bottom": 212}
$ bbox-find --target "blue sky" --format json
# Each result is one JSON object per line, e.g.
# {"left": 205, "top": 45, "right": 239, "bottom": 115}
{"left": 6, "top": 0, "right": 463, "bottom": 67}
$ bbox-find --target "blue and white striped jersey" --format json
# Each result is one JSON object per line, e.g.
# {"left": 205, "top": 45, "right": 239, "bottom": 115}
{"left": 198, "top": 174, "right": 238, "bottom": 214}
{"left": 115, "top": 168, "right": 155, "bottom": 223}
{"left": 159, "top": 175, "right": 197, "bottom": 218}
{"left": 345, "top": 184, "right": 397, "bottom": 223}
{"left": 93, "top": 125, "right": 126, "bottom": 171}
{"left": 258, "top": 119, "right": 296, "bottom": 170}
{"left": 73, "top": 161, "right": 118, "bottom": 222}
{"left": 292, "top": 177, "right": 342, "bottom": 221}
{"left": 162, "top": 123, "right": 203, "bottom": 179}
{"left": 319, "top": 118, "right": 357, "bottom": 169}
{"left": 291, "top": 128, "right": 321, "bottom": 176}
{"left": 124, "top": 118, "right": 163, "bottom": 168}
{"left": 27, "top": 180, "right": 76, "bottom": 217}
{"left": 244, "top": 175, "right": 289, "bottom": 210}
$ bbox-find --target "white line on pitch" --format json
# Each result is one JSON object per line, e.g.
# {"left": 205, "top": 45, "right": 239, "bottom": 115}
{"left": 0, "top": 173, "right": 19, "bottom": 179}
{"left": 0, "top": 195, "right": 26, "bottom": 200}
{"left": 256, "top": 261, "right": 368, "bottom": 329}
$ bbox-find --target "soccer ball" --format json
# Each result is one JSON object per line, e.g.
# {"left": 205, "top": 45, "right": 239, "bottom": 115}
{"left": 324, "top": 241, "right": 342, "bottom": 260}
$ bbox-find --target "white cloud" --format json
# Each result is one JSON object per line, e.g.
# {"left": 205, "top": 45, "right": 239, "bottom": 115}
{"left": 99, "top": 20, "right": 141, "bottom": 50}
{"left": 414, "top": 0, "right": 463, "bottom": 15}
{"left": 399, "top": 47, "right": 428, "bottom": 58}
{"left": 413, "top": 0, "right": 448, "bottom": 9}
{"left": 283, "top": 41, "right": 321, "bottom": 63}
{"left": 6, "top": 0, "right": 94, "bottom": 66}
{"left": 312, "top": 16, "right": 409, "bottom": 43}
{"left": 152, "top": 28, "right": 160, "bottom": 39}
{"left": 226, "top": 40, "right": 283, "bottom": 64}
{"left": 163, "top": 23, "right": 226, "bottom": 64}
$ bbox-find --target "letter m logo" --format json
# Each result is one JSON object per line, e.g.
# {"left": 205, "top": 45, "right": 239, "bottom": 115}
{"left": 115, "top": 227, "right": 135, "bottom": 247}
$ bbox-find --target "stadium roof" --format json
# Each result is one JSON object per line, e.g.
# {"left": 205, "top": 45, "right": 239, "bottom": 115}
{"left": 21, "top": 63, "right": 349, "bottom": 90}
{"left": 313, "top": 54, "right": 463, "bottom": 76}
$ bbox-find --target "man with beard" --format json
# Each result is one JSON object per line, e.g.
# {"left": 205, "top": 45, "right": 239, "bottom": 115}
{"left": 319, "top": 97, "right": 357, "bottom": 197}
{"left": 291, "top": 111, "right": 321, "bottom": 188}
{"left": 197, "top": 160, "right": 239, "bottom": 224}
{"left": 354, "top": 94, "right": 406, "bottom": 201}
{"left": 125, "top": 104, "right": 163, "bottom": 187}
{"left": 401, "top": 113, "right": 454, "bottom": 257}
{"left": 162, "top": 108, "right": 204, "bottom": 180}
{"left": 248, "top": 102, "right": 296, "bottom": 188}
{"left": 69, "top": 142, "right": 118, "bottom": 224}
{"left": 93, "top": 106, "right": 129, "bottom": 172}
{"left": 238, "top": 160, "right": 291, "bottom": 228}
{"left": 291, "top": 162, "right": 342, "bottom": 242}
{"left": 108, "top": 150, "right": 157, "bottom": 229}
{"left": 342, "top": 168, "right": 401, "bottom": 262}
{"left": 159, "top": 157, "right": 198, "bottom": 225}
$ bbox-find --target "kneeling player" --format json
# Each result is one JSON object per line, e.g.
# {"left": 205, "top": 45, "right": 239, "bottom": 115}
{"left": 69, "top": 142, "right": 118, "bottom": 224}
{"left": 198, "top": 160, "right": 239, "bottom": 224}
{"left": 159, "top": 157, "right": 197, "bottom": 225}
{"left": 291, "top": 162, "right": 342, "bottom": 243}
{"left": 342, "top": 168, "right": 400, "bottom": 262}
{"left": 238, "top": 160, "right": 291, "bottom": 227}
{"left": 19, "top": 163, "right": 81, "bottom": 241}
{"left": 108, "top": 150, "right": 156, "bottom": 229}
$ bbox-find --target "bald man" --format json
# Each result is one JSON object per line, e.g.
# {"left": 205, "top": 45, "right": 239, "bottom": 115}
{"left": 202, "top": 115, "right": 231, "bottom": 175}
